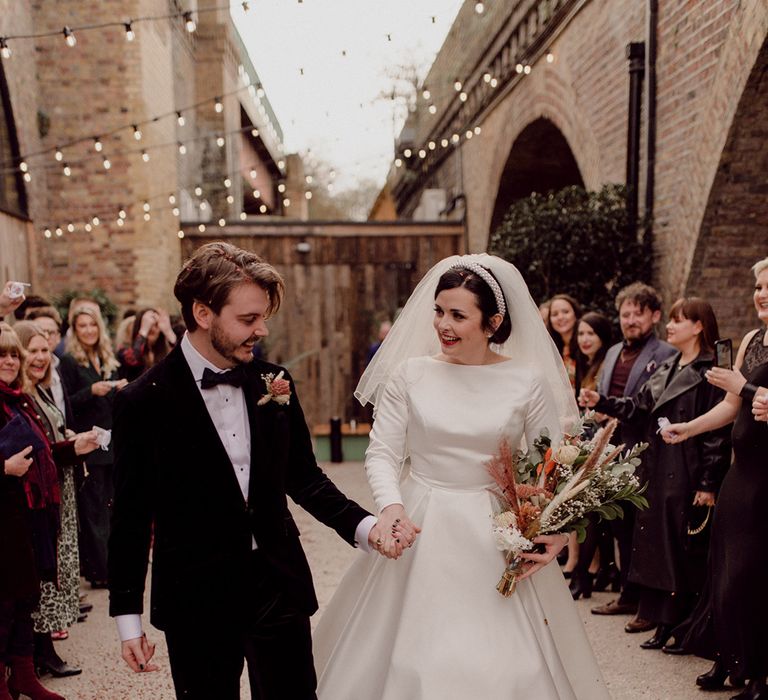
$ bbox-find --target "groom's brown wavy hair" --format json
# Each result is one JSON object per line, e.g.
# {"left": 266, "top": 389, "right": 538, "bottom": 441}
{"left": 174, "top": 242, "right": 285, "bottom": 332}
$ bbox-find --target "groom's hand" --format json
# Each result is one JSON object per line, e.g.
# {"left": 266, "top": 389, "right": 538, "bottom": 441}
{"left": 122, "top": 634, "right": 159, "bottom": 673}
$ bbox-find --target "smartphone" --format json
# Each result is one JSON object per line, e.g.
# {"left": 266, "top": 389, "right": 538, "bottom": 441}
{"left": 714, "top": 338, "right": 733, "bottom": 370}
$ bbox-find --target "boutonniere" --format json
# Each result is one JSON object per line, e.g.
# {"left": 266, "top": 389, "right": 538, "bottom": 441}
{"left": 645, "top": 360, "right": 657, "bottom": 374}
{"left": 258, "top": 371, "right": 291, "bottom": 406}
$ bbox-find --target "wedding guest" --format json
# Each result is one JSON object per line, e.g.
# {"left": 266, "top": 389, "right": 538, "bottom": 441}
{"left": 581, "top": 298, "right": 730, "bottom": 652}
{"left": 26, "top": 308, "right": 66, "bottom": 419}
{"left": 547, "top": 293, "right": 582, "bottom": 389}
{"left": 0, "top": 323, "right": 96, "bottom": 700}
{"left": 570, "top": 312, "right": 617, "bottom": 599}
{"left": 59, "top": 306, "right": 126, "bottom": 588}
{"left": 662, "top": 258, "right": 768, "bottom": 698}
{"left": 117, "top": 308, "right": 177, "bottom": 382}
{"left": 314, "top": 255, "right": 609, "bottom": 699}
{"left": 590, "top": 282, "right": 675, "bottom": 632}
{"left": 56, "top": 297, "right": 102, "bottom": 359}
{"left": 546, "top": 293, "right": 582, "bottom": 575}
{"left": 14, "top": 322, "right": 98, "bottom": 677}
{"left": 15, "top": 295, "right": 52, "bottom": 322}
{"left": 365, "top": 319, "right": 392, "bottom": 365}
{"left": 114, "top": 316, "right": 135, "bottom": 353}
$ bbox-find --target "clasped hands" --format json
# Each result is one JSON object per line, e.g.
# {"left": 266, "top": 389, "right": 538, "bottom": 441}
{"left": 367, "top": 503, "right": 421, "bottom": 559}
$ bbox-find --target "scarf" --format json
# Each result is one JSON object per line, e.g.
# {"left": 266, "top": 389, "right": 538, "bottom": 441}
{"left": 0, "top": 380, "right": 61, "bottom": 510}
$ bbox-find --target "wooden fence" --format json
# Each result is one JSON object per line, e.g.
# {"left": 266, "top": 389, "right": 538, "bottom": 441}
{"left": 182, "top": 220, "right": 465, "bottom": 429}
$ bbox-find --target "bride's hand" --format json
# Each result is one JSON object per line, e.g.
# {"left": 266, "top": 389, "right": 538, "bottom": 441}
{"left": 516, "top": 533, "right": 569, "bottom": 582}
{"left": 374, "top": 504, "right": 421, "bottom": 559}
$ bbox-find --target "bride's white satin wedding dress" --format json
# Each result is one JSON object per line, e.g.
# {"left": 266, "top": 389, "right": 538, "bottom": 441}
{"left": 314, "top": 357, "right": 610, "bottom": 699}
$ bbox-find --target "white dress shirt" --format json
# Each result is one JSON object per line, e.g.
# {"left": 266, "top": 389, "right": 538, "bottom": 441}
{"left": 116, "top": 333, "right": 375, "bottom": 642}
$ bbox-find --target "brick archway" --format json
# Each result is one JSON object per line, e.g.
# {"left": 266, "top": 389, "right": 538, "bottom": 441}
{"left": 460, "top": 56, "right": 604, "bottom": 251}
{"left": 684, "top": 33, "right": 768, "bottom": 340}
{"left": 488, "top": 117, "right": 585, "bottom": 234}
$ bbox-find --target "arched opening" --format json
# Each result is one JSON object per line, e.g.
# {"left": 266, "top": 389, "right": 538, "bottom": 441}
{"left": 686, "top": 37, "right": 768, "bottom": 340}
{"left": 490, "top": 118, "right": 584, "bottom": 233}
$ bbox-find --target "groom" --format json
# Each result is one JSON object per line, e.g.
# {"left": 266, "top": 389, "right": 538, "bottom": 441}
{"left": 108, "top": 242, "right": 383, "bottom": 699}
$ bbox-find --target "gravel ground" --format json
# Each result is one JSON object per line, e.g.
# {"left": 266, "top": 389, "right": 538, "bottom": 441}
{"left": 45, "top": 462, "right": 733, "bottom": 699}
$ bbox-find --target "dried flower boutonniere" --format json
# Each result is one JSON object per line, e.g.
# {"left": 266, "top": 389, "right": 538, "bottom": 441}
{"left": 645, "top": 360, "right": 657, "bottom": 375}
{"left": 258, "top": 371, "right": 291, "bottom": 406}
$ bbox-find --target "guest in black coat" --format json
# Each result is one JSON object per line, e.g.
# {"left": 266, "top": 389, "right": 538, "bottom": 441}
{"left": 59, "top": 306, "right": 127, "bottom": 586}
{"left": 581, "top": 298, "right": 731, "bottom": 651}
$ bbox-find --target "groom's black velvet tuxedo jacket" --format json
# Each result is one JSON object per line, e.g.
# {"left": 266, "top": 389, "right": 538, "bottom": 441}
{"left": 108, "top": 344, "right": 370, "bottom": 631}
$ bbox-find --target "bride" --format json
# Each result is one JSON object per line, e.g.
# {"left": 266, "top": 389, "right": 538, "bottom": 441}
{"left": 314, "top": 254, "right": 609, "bottom": 699}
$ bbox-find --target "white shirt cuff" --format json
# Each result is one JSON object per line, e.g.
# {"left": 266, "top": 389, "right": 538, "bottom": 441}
{"left": 115, "top": 614, "right": 143, "bottom": 642}
{"left": 354, "top": 515, "right": 378, "bottom": 553}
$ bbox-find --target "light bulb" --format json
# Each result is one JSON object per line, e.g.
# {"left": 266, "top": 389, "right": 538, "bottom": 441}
{"left": 305, "top": 191, "right": 312, "bottom": 200}
{"left": 239, "top": 212, "right": 247, "bottom": 220}
{"left": 218, "top": 218, "right": 226, "bottom": 227}
{"left": 441, "top": 138, "right": 449, "bottom": 148}
{"left": 451, "top": 133, "right": 460, "bottom": 143}
{"left": 249, "top": 169, "right": 257, "bottom": 179}
{"left": 524, "top": 65, "right": 531, "bottom": 75}
{"left": 133, "top": 125, "right": 142, "bottom": 140}
{"left": 516, "top": 63, "right": 524, "bottom": 74}
{"left": 224, "top": 178, "right": 232, "bottom": 188}
{"left": 177, "top": 230, "right": 184, "bottom": 239}
{"left": 546, "top": 52, "right": 555, "bottom": 63}
{"left": 257, "top": 87, "right": 265, "bottom": 98}
{"left": 259, "top": 204, "right": 267, "bottom": 214}
{"left": 283, "top": 198, "right": 290, "bottom": 207}
{"left": 216, "top": 136, "right": 225, "bottom": 147}
{"left": 54, "top": 149, "right": 63, "bottom": 162}
{"left": 85, "top": 223, "right": 92, "bottom": 232}
{"left": 454, "top": 80, "right": 462, "bottom": 92}
{"left": 63, "top": 163, "right": 71, "bottom": 177}
{"left": 277, "top": 183, "right": 286, "bottom": 193}
{"left": 403, "top": 148, "right": 412, "bottom": 158}
{"left": 395, "top": 158, "right": 402, "bottom": 168}
{"left": 418, "top": 149, "right": 427, "bottom": 159}
{"left": 474, "top": 2, "right": 484, "bottom": 14}
{"left": 124, "top": 23, "right": 135, "bottom": 42}
{"left": 428, "top": 104, "right": 437, "bottom": 115}
{"left": 184, "top": 12, "right": 196, "bottom": 33}
{"left": 305, "top": 175, "right": 313, "bottom": 184}
{"left": 143, "top": 213, "right": 151, "bottom": 221}
{"left": 93, "top": 138, "right": 103, "bottom": 152}
{"left": 178, "top": 142, "right": 186, "bottom": 155}
{"left": 422, "top": 88, "right": 431, "bottom": 100}
{"left": 67, "top": 223, "right": 75, "bottom": 233}
{"left": 253, "top": 189, "right": 261, "bottom": 198}
{"left": 428, "top": 141, "right": 436, "bottom": 150}
{"left": 483, "top": 72, "right": 491, "bottom": 83}
{"left": 198, "top": 224, "right": 206, "bottom": 233}
{"left": 23, "top": 172, "right": 31, "bottom": 182}
{"left": 465, "top": 130, "right": 473, "bottom": 139}
{"left": 168, "top": 194, "right": 176, "bottom": 205}
{"left": 117, "top": 218, "right": 125, "bottom": 227}
{"left": 459, "top": 92, "right": 467, "bottom": 102}
{"left": 19, "top": 161, "right": 28, "bottom": 172}
{"left": 63, "top": 27, "right": 77, "bottom": 47}
{"left": 0, "top": 38, "right": 11, "bottom": 60}
{"left": 490, "top": 78, "right": 498, "bottom": 88}
{"left": 214, "top": 98, "right": 223, "bottom": 113}
{"left": 251, "top": 128, "right": 259, "bottom": 137}
{"left": 142, "top": 202, "right": 150, "bottom": 212}
{"left": 92, "top": 216, "right": 100, "bottom": 226}
{"left": 277, "top": 160, "right": 285, "bottom": 169}
{"left": 226, "top": 195, "right": 234, "bottom": 204}
{"left": 199, "top": 202, "right": 207, "bottom": 211}
{"left": 141, "top": 150, "right": 149, "bottom": 162}
{"left": 474, "top": 126, "right": 482, "bottom": 135}
{"left": 44, "top": 229, "right": 52, "bottom": 238}
{"left": 102, "top": 157, "right": 111, "bottom": 169}
{"left": 118, "top": 208, "right": 127, "bottom": 219}
{"left": 176, "top": 112, "right": 185, "bottom": 126}
{"left": 194, "top": 186, "right": 202, "bottom": 196}
{"left": 55, "top": 227, "right": 63, "bottom": 237}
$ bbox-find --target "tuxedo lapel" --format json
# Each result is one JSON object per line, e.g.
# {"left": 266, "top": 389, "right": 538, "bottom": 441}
{"left": 242, "top": 364, "right": 278, "bottom": 506}
{"left": 163, "top": 347, "right": 246, "bottom": 506}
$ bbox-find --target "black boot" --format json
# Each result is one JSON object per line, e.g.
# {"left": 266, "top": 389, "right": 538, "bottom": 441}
{"left": 639, "top": 624, "right": 673, "bottom": 650}
{"left": 593, "top": 564, "right": 620, "bottom": 592}
{"left": 569, "top": 572, "right": 593, "bottom": 600}
{"left": 33, "top": 632, "right": 82, "bottom": 678}
{"left": 731, "top": 678, "right": 767, "bottom": 700}
{"left": 696, "top": 660, "right": 745, "bottom": 691}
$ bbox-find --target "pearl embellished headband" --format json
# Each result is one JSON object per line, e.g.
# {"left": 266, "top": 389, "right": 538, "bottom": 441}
{"left": 450, "top": 262, "right": 507, "bottom": 319}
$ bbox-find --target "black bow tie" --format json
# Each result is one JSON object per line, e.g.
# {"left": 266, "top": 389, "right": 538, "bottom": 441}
{"left": 200, "top": 365, "right": 247, "bottom": 390}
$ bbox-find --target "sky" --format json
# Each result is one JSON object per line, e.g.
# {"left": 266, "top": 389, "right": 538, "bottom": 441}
{"left": 232, "top": 0, "right": 464, "bottom": 191}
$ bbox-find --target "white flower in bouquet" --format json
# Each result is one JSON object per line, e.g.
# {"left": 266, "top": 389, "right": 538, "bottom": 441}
{"left": 492, "top": 525, "right": 533, "bottom": 554}
{"left": 493, "top": 510, "right": 517, "bottom": 529}
{"left": 554, "top": 444, "right": 581, "bottom": 466}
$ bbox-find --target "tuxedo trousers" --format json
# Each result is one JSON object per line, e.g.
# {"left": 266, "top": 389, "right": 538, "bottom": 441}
{"left": 164, "top": 549, "right": 317, "bottom": 700}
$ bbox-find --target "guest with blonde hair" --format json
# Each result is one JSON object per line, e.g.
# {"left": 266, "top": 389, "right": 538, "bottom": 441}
{"left": 59, "top": 306, "right": 126, "bottom": 588}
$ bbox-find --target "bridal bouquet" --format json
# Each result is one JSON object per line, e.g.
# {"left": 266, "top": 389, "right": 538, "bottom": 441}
{"left": 487, "top": 416, "right": 647, "bottom": 596}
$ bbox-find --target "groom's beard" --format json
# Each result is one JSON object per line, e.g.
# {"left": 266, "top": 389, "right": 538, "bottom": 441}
{"left": 210, "top": 318, "right": 259, "bottom": 365}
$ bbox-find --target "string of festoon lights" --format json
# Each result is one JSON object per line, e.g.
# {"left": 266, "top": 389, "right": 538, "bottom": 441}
{"left": 37, "top": 156, "right": 334, "bottom": 240}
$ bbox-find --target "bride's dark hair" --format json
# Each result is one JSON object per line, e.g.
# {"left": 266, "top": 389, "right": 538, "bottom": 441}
{"left": 434, "top": 267, "right": 512, "bottom": 344}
